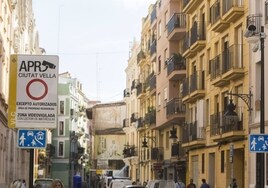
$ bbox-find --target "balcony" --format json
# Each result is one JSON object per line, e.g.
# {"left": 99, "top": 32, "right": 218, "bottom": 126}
{"left": 131, "top": 79, "right": 138, "bottom": 91}
{"left": 137, "top": 50, "right": 146, "bottom": 64}
{"left": 181, "top": 77, "right": 189, "bottom": 100}
{"left": 221, "top": 0, "right": 244, "bottom": 23}
{"left": 221, "top": 44, "right": 244, "bottom": 80}
{"left": 171, "top": 142, "right": 185, "bottom": 159}
{"left": 136, "top": 82, "right": 146, "bottom": 99}
{"left": 210, "top": 0, "right": 229, "bottom": 32}
{"left": 182, "top": 32, "right": 194, "bottom": 58}
{"left": 182, "top": 121, "right": 206, "bottom": 149}
{"left": 144, "top": 108, "right": 156, "bottom": 125}
{"left": 167, "top": 54, "right": 186, "bottom": 81}
{"left": 123, "top": 145, "right": 138, "bottom": 158}
{"left": 150, "top": 39, "right": 157, "bottom": 57}
{"left": 210, "top": 112, "right": 244, "bottom": 142}
{"left": 190, "top": 21, "right": 206, "bottom": 53}
{"left": 210, "top": 54, "right": 229, "bottom": 87}
{"left": 210, "top": 44, "right": 244, "bottom": 87}
{"left": 246, "top": 14, "right": 262, "bottom": 33}
{"left": 167, "top": 13, "right": 186, "bottom": 41}
{"left": 130, "top": 112, "right": 138, "bottom": 123}
{"left": 123, "top": 88, "right": 130, "bottom": 98}
{"left": 150, "top": 5, "right": 157, "bottom": 24}
{"left": 183, "top": 71, "right": 205, "bottom": 103}
{"left": 136, "top": 117, "right": 146, "bottom": 129}
{"left": 165, "top": 98, "right": 185, "bottom": 125}
{"left": 183, "top": 0, "right": 203, "bottom": 14}
{"left": 245, "top": 14, "right": 262, "bottom": 43}
{"left": 148, "top": 73, "right": 156, "bottom": 93}
{"left": 151, "top": 147, "right": 164, "bottom": 161}
{"left": 182, "top": 21, "right": 206, "bottom": 58}
{"left": 123, "top": 118, "right": 129, "bottom": 128}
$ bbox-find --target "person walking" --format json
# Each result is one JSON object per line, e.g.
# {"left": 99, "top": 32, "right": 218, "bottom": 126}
{"left": 51, "top": 179, "right": 64, "bottom": 188}
{"left": 177, "top": 178, "right": 186, "bottom": 188}
{"left": 187, "top": 179, "right": 196, "bottom": 188}
{"left": 228, "top": 178, "right": 238, "bottom": 188}
{"left": 21, "top": 179, "right": 26, "bottom": 188}
{"left": 200, "top": 179, "right": 209, "bottom": 188}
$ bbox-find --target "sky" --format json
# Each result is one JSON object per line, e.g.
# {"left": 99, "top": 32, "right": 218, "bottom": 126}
{"left": 32, "top": 0, "right": 156, "bottom": 103}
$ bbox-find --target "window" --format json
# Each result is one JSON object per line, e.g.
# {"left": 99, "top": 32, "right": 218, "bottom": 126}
{"left": 235, "top": 25, "right": 243, "bottom": 67}
{"left": 158, "top": 21, "right": 162, "bottom": 37}
{"left": 58, "top": 141, "right": 64, "bottom": 157}
{"left": 164, "top": 11, "right": 168, "bottom": 28}
{"left": 207, "top": 48, "right": 211, "bottom": 75}
{"left": 202, "top": 153, "right": 205, "bottom": 173}
{"left": 59, "top": 101, "right": 64, "bottom": 114}
{"left": 164, "top": 88, "right": 167, "bottom": 106}
{"left": 164, "top": 48, "right": 168, "bottom": 66}
{"left": 158, "top": 56, "right": 161, "bottom": 73}
{"left": 158, "top": 93, "right": 161, "bottom": 107}
{"left": 265, "top": 1, "right": 268, "bottom": 24}
{"left": 221, "top": 150, "right": 224, "bottom": 172}
{"left": 59, "top": 121, "right": 64, "bottom": 135}
{"left": 205, "top": 99, "right": 210, "bottom": 126}
{"left": 165, "top": 131, "right": 169, "bottom": 149}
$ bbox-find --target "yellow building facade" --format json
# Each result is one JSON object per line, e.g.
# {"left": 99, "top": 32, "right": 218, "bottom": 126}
{"left": 125, "top": 0, "right": 252, "bottom": 187}
{"left": 181, "top": 0, "right": 250, "bottom": 187}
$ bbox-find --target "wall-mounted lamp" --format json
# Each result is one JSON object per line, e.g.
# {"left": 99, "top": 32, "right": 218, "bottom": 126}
{"left": 226, "top": 91, "right": 253, "bottom": 112}
{"left": 142, "top": 135, "right": 156, "bottom": 148}
{"left": 169, "top": 126, "right": 178, "bottom": 139}
{"left": 224, "top": 91, "right": 252, "bottom": 128}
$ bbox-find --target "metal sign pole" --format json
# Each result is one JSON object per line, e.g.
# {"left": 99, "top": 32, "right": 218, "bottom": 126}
{"left": 29, "top": 149, "right": 34, "bottom": 188}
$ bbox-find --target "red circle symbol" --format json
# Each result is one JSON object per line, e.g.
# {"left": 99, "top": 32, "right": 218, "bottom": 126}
{"left": 26, "top": 79, "right": 48, "bottom": 100}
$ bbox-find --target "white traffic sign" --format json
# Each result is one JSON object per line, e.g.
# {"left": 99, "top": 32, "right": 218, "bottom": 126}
{"left": 249, "top": 134, "right": 268, "bottom": 152}
{"left": 17, "top": 129, "right": 47, "bottom": 149}
{"left": 8, "top": 55, "right": 59, "bottom": 129}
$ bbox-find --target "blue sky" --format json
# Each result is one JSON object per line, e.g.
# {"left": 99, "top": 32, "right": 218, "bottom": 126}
{"left": 32, "top": 0, "right": 156, "bottom": 102}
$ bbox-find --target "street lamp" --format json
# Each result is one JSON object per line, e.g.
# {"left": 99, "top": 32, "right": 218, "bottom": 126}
{"left": 141, "top": 135, "right": 156, "bottom": 148}
{"left": 244, "top": 16, "right": 266, "bottom": 187}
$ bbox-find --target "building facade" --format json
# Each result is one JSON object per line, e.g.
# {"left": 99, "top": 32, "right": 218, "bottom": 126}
{"left": 123, "top": 40, "right": 141, "bottom": 182}
{"left": 247, "top": 0, "right": 268, "bottom": 187}
{"left": 88, "top": 101, "right": 127, "bottom": 181}
{"left": 52, "top": 72, "right": 89, "bottom": 188}
{"left": 122, "top": 0, "right": 268, "bottom": 187}
{"left": 0, "top": 0, "right": 43, "bottom": 187}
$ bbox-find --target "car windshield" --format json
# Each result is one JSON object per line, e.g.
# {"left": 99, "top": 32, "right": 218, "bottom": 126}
{"left": 34, "top": 179, "right": 53, "bottom": 188}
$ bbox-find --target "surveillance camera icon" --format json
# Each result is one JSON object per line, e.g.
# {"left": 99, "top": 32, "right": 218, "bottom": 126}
{"left": 42, "top": 60, "right": 56, "bottom": 69}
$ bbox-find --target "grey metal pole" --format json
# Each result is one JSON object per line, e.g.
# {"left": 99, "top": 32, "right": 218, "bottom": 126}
{"left": 256, "top": 25, "right": 265, "bottom": 188}
{"left": 29, "top": 149, "right": 34, "bottom": 188}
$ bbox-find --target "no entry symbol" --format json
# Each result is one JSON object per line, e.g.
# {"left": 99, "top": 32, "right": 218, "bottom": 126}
{"left": 26, "top": 79, "right": 48, "bottom": 100}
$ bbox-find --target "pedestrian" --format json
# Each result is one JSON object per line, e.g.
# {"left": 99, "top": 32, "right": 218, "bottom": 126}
{"left": 21, "top": 179, "right": 27, "bottom": 188}
{"left": 10, "top": 180, "right": 22, "bottom": 188}
{"left": 136, "top": 179, "right": 141, "bottom": 185}
{"left": 200, "top": 179, "right": 209, "bottom": 188}
{"left": 177, "top": 178, "right": 186, "bottom": 188}
{"left": 228, "top": 178, "right": 238, "bottom": 188}
{"left": 187, "top": 179, "right": 196, "bottom": 188}
{"left": 143, "top": 180, "right": 148, "bottom": 186}
{"left": 51, "top": 179, "right": 64, "bottom": 188}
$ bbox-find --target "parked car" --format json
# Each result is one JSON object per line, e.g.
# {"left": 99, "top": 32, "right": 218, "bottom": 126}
{"left": 146, "top": 180, "right": 177, "bottom": 188}
{"left": 123, "top": 185, "right": 146, "bottom": 188}
{"left": 108, "top": 178, "right": 132, "bottom": 188}
{"left": 33, "top": 178, "right": 53, "bottom": 188}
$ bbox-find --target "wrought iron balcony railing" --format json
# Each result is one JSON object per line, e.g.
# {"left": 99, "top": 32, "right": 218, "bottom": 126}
{"left": 166, "top": 98, "right": 186, "bottom": 116}
{"left": 166, "top": 13, "right": 186, "bottom": 36}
